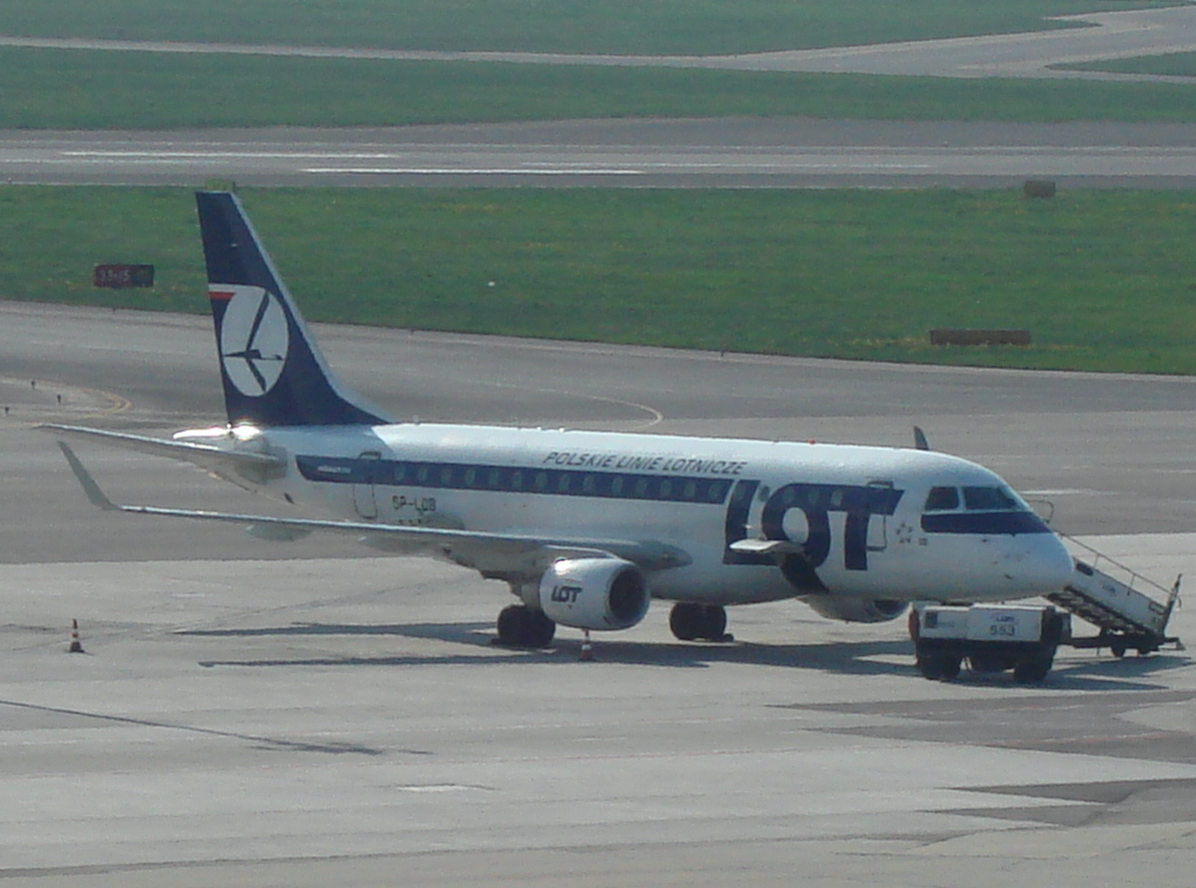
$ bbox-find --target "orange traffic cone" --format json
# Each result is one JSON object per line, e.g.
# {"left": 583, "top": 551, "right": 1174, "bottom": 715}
{"left": 579, "top": 629, "right": 594, "bottom": 662}
{"left": 68, "top": 619, "right": 84, "bottom": 654}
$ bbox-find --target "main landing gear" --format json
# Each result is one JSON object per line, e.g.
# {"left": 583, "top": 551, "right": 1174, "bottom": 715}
{"left": 495, "top": 604, "right": 556, "bottom": 648}
{"left": 669, "top": 603, "right": 732, "bottom": 642}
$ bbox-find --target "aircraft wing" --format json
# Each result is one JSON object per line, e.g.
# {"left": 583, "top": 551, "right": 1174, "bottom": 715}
{"left": 42, "top": 424, "right": 285, "bottom": 488}
{"left": 53, "top": 441, "right": 690, "bottom": 578}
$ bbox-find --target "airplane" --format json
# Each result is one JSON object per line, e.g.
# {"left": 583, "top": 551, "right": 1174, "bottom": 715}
{"left": 45, "top": 191, "right": 1075, "bottom": 650}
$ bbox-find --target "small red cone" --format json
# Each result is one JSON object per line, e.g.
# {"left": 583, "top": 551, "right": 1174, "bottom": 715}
{"left": 579, "top": 629, "right": 594, "bottom": 662}
{"left": 68, "top": 619, "right": 84, "bottom": 654}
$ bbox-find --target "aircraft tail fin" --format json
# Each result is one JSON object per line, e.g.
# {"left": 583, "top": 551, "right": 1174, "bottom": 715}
{"left": 195, "top": 191, "right": 391, "bottom": 427}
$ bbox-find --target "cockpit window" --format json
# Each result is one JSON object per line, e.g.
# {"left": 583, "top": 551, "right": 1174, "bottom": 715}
{"left": 925, "top": 485, "right": 1024, "bottom": 513}
{"left": 924, "top": 486, "right": 960, "bottom": 511}
{"left": 962, "top": 486, "right": 1020, "bottom": 511}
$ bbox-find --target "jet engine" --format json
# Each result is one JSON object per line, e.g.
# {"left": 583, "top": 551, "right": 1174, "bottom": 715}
{"left": 804, "top": 595, "right": 907, "bottom": 624}
{"left": 538, "top": 557, "right": 650, "bottom": 631}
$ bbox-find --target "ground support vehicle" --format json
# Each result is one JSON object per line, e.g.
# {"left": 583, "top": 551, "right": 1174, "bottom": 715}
{"left": 913, "top": 543, "right": 1182, "bottom": 681}
{"left": 913, "top": 604, "right": 1068, "bottom": 682}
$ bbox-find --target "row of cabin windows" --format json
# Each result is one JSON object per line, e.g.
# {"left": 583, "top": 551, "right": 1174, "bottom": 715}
{"left": 352, "top": 458, "right": 734, "bottom": 504}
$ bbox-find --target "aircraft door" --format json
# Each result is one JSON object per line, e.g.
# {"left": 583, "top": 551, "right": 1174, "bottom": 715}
{"left": 867, "top": 480, "right": 894, "bottom": 551}
{"left": 353, "top": 450, "right": 382, "bottom": 519}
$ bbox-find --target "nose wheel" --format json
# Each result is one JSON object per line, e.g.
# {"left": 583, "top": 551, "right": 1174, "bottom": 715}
{"left": 669, "top": 603, "right": 731, "bottom": 642}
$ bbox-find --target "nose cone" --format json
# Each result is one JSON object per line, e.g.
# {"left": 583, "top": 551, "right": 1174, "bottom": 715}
{"left": 1001, "top": 532, "right": 1074, "bottom": 594}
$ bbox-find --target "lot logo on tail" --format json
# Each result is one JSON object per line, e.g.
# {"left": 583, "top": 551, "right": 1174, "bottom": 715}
{"left": 214, "top": 285, "right": 290, "bottom": 397}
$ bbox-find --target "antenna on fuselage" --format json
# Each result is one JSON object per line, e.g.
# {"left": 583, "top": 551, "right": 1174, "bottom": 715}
{"left": 913, "top": 426, "right": 931, "bottom": 451}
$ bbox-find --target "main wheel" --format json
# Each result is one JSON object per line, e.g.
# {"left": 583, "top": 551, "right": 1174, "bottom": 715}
{"left": 669, "top": 603, "right": 728, "bottom": 641}
{"left": 700, "top": 605, "right": 727, "bottom": 640}
{"left": 524, "top": 609, "right": 556, "bottom": 648}
{"left": 669, "top": 603, "right": 703, "bottom": 641}
{"left": 496, "top": 605, "right": 556, "bottom": 648}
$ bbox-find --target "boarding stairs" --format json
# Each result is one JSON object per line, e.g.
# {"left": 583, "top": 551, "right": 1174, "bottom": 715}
{"left": 1049, "top": 535, "right": 1182, "bottom": 656}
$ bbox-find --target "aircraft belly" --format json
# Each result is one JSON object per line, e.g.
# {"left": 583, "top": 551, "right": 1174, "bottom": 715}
{"left": 650, "top": 561, "right": 795, "bottom": 605}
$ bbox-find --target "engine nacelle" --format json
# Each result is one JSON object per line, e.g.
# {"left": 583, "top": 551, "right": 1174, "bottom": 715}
{"left": 804, "top": 595, "right": 907, "bottom": 624}
{"left": 538, "top": 557, "right": 650, "bottom": 631}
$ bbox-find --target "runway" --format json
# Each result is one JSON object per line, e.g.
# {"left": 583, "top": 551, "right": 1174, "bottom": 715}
{"left": 2, "top": 301, "right": 1195, "bottom": 886}
{"left": 5, "top": 118, "right": 1196, "bottom": 188}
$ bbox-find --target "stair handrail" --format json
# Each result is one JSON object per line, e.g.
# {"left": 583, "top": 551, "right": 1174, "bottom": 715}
{"left": 1057, "top": 531, "right": 1176, "bottom": 602}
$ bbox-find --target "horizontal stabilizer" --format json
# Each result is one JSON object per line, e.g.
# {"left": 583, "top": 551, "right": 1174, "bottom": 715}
{"left": 41, "top": 424, "right": 285, "bottom": 483}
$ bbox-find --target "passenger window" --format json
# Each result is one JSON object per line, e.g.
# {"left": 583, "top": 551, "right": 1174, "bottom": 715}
{"left": 924, "top": 486, "right": 960, "bottom": 511}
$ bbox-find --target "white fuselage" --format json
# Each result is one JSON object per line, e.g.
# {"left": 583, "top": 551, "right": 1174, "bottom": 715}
{"left": 217, "top": 422, "right": 1075, "bottom": 608}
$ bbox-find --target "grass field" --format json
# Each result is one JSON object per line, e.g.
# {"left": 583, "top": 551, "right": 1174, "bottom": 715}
{"left": 0, "top": 0, "right": 1147, "bottom": 54}
{"left": 1063, "top": 51, "right": 1196, "bottom": 77}
{"left": 4, "top": 47, "right": 1196, "bottom": 128}
{"left": 5, "top": 187, "right": 1195, "bottom": 375}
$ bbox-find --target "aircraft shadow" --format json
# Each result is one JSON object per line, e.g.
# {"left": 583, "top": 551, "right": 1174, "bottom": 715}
{"left": 189, "top": 620, "right": 918, "bottom": 673}
{"left": 185, "top": 621, "right": 1189, "bottom": 688}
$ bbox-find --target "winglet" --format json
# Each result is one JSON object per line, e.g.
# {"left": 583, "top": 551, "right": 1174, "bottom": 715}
{"left": 56, "top": 441, "right": 119, "bottom": 511}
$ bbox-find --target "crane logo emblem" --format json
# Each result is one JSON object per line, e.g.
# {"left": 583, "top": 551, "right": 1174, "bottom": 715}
{"left": 218, "top": 286, "right": 290, "bottom": 397}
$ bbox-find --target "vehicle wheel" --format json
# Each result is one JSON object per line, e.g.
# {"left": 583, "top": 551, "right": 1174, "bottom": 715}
{"left": 1013, "top": 655, "right": 1052, "bottom": 683}
{"left": 968, "top": 653, "right": 1012, "bottom": 674}
{"left": 669, "top": 603, "right": 704, "bottom": 641}
{"left": 918, "top": 652, "right": 955, "bottom": 680}
{"left": 1111, "top": 641, "right": 1127, "bottom": 658}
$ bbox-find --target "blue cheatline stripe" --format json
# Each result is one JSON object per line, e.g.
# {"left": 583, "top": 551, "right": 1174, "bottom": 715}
{"left": 296, "top": 455, "right": 736, "bottom": 505}
{"left": 921, "top": 512, "right": 1051, "bottom": 535}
